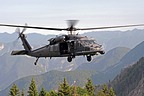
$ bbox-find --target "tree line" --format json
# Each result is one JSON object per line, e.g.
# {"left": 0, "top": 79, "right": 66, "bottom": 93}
{"left": 9, "top": 78, "right": 116, "bottom": 96}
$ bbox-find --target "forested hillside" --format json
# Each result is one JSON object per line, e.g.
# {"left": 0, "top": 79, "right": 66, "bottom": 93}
{"left": 7, "top": 78, "right": 116, "bottom": 96}
{"left": 111, "top": 57, "right": 144, "bottom": 96}
{"left": 0, "top": 70, "right": 95, "bottom": 95}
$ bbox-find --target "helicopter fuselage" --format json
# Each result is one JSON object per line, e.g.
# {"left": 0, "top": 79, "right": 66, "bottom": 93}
{"left": 11, "top": 34, "right": 104, "bottom": 64}
{"left": 28, "top": 35, "right": 104, "bottom": 58}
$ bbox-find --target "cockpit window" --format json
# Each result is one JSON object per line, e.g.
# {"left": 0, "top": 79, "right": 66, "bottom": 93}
{"left": 80, "top": 40, "right": 96, "bottom": 45}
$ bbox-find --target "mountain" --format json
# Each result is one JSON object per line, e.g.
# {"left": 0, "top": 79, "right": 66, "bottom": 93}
{"left": 92, "top": 41, "right": 144, "bottom": 84}
{"left": 0, "top": 32, "right": 18, "bottom": 43}
{"left": 0, "top": 70, "right": 95, "bottom": 95}
{"left": 77, "top": 47, "right": 130, "bottom": 72}
{"left": 0, "top": 51, "right": 87, "bottom": 90}
{"left": 0, "top": 53, "right": 47, "bottom": 91}
{"left": 111, "top": 57, "right": 144, "bottom": 96}
{"left": 0, "top": 32, "right": 55, "bottom": 44}
{"left": 1, "top": 41, "right": 144, "bottom": 95}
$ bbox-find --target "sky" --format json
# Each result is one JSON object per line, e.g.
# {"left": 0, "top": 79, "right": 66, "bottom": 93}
{"left": 0, "top": 0, "right": 144, "bottom": 34}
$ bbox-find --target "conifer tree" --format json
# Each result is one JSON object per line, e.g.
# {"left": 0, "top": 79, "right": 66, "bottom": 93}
{"left": 97, "top": 90, "right": 105, "bottom": 96}
{"left": 28, "top": 78, "right": 38, "bottom": 96}
{"left": 21, "top": 89, "right": 24, "bottom": 96}
{"left": 46, "top": 92, "right": 50, "bottom": 96}
{"left": 9, "top": 84, "right": 20, "bottom": 96}
{"left": 49, "top": 90, "right": 58, "bottom": 96}
{"left": 76, "top": 86, "right": 88, "bottom": 96}
{"left": 39, "top": 87, "right": 47, "bottom": 96}
{"left": 58, "top": 92, "right": 64, "bottom": 96}
{"left": 97, "top": 84, "right": 116, "bottom": 96}
{"left": 109, "top": 87, "right": 116, "bottom": 96}
{"left": 85, "top": 78, "right": 95, "bottom": 96}
{"left": 58, "top": 78, "right": 71, "bottom": 96}
{"left": 102, "top": 84, "right": 109, "bottom": 95}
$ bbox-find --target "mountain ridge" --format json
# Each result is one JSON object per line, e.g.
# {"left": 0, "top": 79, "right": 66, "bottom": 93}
{"left": 92, "top": 40, "right": 144, "bottom": 84}
{"left": 76, "top": 47, "right": 130, "bottom": 72}
{"left": 111, "top": 57, "right": 144, "bottom": 96}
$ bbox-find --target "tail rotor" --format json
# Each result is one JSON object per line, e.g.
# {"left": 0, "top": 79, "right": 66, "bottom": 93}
{"left": 12, "top": 23, "right": 27, "bottom": 48}
{"left": 15, "top": 23, "right": 27, "bottom": 39}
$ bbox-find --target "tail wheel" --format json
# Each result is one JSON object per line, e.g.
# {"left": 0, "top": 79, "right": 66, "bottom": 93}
{"left": 87, "top": 55, "right": 92, "bottom": 62}
{"left": 67, "top": 56, "right": 72, "bottom": 62}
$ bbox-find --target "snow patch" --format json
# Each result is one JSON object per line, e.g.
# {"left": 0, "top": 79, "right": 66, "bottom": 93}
{"left": 0, "top": 44, "right": 4, "bottom": 50}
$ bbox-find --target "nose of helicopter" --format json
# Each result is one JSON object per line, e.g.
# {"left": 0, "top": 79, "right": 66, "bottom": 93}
{"left": 90, "top": 44, "right": 105, "bottom": 54}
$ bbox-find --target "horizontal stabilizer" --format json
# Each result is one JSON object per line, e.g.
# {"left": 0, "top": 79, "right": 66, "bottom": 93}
{"left": 11, "top": 50, "right": 28, "bottom": 55}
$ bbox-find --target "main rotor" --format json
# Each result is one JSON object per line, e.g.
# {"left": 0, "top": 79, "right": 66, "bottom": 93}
{"left": 0, "top": 20, "right": 144, "bottom": 35}
{"left": 66, "top": 20, "right": 79, "bottom": 35}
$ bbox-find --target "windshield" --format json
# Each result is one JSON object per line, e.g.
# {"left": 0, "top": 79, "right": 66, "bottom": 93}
{"left": 80, "top": 40, "right": 96, "bottom": 45}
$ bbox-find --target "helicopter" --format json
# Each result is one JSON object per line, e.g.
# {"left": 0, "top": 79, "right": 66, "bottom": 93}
{"left": 0, "top": 20, "right": 144, "bottom": 65}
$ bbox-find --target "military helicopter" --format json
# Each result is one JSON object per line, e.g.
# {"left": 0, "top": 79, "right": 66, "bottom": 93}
{"left": 0, "top": 20, "right": 144, "bottom": 65}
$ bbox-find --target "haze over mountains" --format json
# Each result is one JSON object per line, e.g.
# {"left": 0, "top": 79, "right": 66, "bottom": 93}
{"left": 0, "top": 29, "right": 144, "bottom": 95}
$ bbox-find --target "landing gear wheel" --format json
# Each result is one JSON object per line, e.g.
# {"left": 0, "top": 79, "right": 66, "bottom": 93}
{"left": 87, "top": 56, "right": 92, "bottom": 62}
{"left": 67, "top": 56, "right": 72, "bottom": 62}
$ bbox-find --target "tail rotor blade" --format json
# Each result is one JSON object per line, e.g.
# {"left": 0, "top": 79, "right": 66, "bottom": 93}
{"left": 15, "top": 27, "right": 21, "bottom": 39}
{"left": 21, "top": 27, "right": 26, "bottom": 34}
{"left": 15, "top": 27, "right": 21, "bottom": 34}
{"left": 13, "top": 28, "right": 21, "bottom": 48}
{"left": 21, "top": 23, "right": 27, "bottom": 34}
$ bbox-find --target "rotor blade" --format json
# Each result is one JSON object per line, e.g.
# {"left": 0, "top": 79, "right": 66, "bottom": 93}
{"left": 1, "top": 23, "right": 144, "bottom": 32}
{"left": 78, "top": 24, "right": 144, "bottom": 30}
{"left": 0, "top": 24, "right": 66, "bottom": 31}
{"left": 15, "top": 27, "right": 21, "bottom": 34}
{"left": 15, "top": 28, "right": 21, "bottom": 39}
{"left": 21, "top": 27, "right": 26, "bottom": 34}
{"left": 21, "top": 23, "right": 27, "bottom": 34}
{"left": 67, "top": 20, "right": 79, "bottom": 27}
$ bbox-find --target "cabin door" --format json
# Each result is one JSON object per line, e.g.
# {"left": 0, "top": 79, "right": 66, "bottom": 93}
{"left": 59, "top": 42, "right": 68, "bottom": 54}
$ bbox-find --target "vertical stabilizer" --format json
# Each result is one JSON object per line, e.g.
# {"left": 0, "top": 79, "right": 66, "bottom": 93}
{"left": 19, "top": 33, "right": 32, "bottom": 51}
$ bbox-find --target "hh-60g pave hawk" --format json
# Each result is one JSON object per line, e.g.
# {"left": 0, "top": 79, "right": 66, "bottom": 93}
{"left": 0, "top": 20, "right": 144, "bottom": 65}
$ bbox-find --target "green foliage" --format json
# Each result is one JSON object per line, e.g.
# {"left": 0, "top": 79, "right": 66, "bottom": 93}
{"left": 76, "top": 86, "right": 88, "bottom": 96}
{"left": 21, "top": 89, "right": 24, "bottom": 96}
{"left": 8, "top": 78, "right": 116, "bottom": 96}
{"left": 109, "top": 87, "right": 115, "bottom": 96}
{"left": 27, "top": 78, "right": 39, "bottom": 96}
{"left": 39, "top": 88, "right": 47, "bottom": 96}
{"left": 102, "top": 84, "right": 109, "bottom": 95}
{"left": 9, "top": 84, "right": 20, "bottom": 96}
{"left": 58, "top": 78, "right": 71, "bottom": 96}
{"left": 97, "top": 90, "right": 106, "bottom": 96}
{"left": 97, "top": 84, "right": 116, "bottom": 96}
{"left": 85, "top": 78, "right": 95, "bottom": 96}
{"left": 49, "top": 90, "right": 58, "bottom": 96}
{"left": 57, "top": 92, "right": 64, "bottom": 96}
